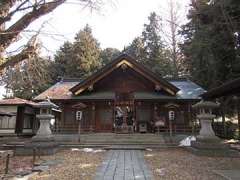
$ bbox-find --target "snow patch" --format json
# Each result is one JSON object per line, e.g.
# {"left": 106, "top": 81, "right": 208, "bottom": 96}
{"left": 146, "top": 148, "right": 153, "bottom": 151}
{"left": 71, "top": 148, "right": 105, "bottom": 153}
{"left": 179, "top": 136, "right": 196, "bottom": 147}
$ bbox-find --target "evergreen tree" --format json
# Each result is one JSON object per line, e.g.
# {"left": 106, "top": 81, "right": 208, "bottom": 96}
{"left": 124, "top": 37, "right": 145, "bottom": 63}
{"left": 180, "top": 0, "right": 240, "bottom": 88}
{"left": 53, "top": 24, "right": 102, "bottom": 79}
{"left": 100, "top": 48, "right": 120, "bottom": 66}
{"left": 53, "top": 41, "right": 73, "bottom": 79}
{"left": 126, "top": 12, "right": 173, "bottom": 76}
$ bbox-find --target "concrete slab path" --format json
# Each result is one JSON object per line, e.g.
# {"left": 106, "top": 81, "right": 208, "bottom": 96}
{"left": 95, "top": 150, "right": 154, "bottom": 180}
{"left": 213, "top": 170, "right": 240, "bottom": 180}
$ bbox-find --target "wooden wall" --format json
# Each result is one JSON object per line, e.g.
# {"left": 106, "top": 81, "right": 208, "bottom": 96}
{"left": 94, "top": 68, "right": 155, "bottom": 93}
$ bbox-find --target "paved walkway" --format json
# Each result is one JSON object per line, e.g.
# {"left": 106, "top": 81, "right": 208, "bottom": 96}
{"left": 95, "top": 150, "right": 154, "bottom": 180}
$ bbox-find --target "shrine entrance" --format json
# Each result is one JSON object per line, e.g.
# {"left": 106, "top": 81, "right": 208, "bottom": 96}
{"left": 114, "top": 93, "right": 135, "bottom": 133}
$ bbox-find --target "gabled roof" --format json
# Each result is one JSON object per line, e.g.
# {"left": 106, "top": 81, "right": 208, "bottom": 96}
{"left": 0, "top": 97, "right": 37, "bottom": 106}
{"left": 34, "top": 78, "right": 204, "bottom": 101}
{"left": 70, "top": 54, "right": 179, "bottom": 95}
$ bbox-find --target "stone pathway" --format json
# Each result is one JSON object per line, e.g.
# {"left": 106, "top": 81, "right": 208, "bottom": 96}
{"left": 95, "top": 150, "right": 154, "bottom": 180}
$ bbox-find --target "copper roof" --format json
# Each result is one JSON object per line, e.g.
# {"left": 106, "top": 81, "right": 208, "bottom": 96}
{"left": 0, "top": 97, "right": 37, "bottom": 106}
{"left": 34, "top": 81, "right": 79, "bottom": 100}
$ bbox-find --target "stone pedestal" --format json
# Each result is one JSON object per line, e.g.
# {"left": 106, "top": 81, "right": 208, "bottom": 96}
{"left": 190, "top": 101, "right": 239, "bottom": 157}
{"left": 32, "top": 114, "right": 54, "bottom": 141}
{"left": 196, "top": 114, "right": 220, "bottom": 141}
{"left": 190, "top": 115, "right": 233, "bottom": 156}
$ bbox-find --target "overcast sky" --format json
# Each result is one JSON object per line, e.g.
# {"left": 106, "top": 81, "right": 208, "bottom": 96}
{"left": 1, "top": 0, "right": 191, "bottom": 99}
{"left": 6, "top": 0, "right": 191, "bottom": 57}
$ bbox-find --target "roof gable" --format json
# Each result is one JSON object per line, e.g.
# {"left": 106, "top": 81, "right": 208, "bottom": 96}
{"left": 70, "top": 54, "right": 179, "bottom": 95}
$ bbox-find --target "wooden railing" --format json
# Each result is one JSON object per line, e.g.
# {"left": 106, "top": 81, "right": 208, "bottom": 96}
{"left": 155, "top": 125, "right": 200, "bottom": 133}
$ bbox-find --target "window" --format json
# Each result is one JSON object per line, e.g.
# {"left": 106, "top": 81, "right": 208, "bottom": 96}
{"left": 23, "top": 115, "right": 33, "bottom": 129}
{"left": 0, "top": 116, "right": 16, "bottom": 129}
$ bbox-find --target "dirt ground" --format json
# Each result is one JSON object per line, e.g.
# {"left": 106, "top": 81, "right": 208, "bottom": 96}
{"left": 0, "top": 149, "right": 105, "bottom": 180}
{"left": 0, "top": 154, "right": 33, "bottom": 175}
{"left": 145, "top": 148, "right": 240, "bottom": 180}
{"left": 30, "top": 150, "right": 104, "bottom": 180}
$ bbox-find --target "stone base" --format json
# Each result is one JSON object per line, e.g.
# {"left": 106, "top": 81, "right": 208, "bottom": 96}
{"left": 15, "top": 140, "right": 59, "bottom": 156}
{"left": 189, "top": 140, "right": 240, "bottom": 157}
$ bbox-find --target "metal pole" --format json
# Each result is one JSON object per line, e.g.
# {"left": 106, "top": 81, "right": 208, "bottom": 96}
{"left": 169, "top": 120, "right": 172, "bottom": 138}
{"left": 78, "top": 120, "right": 81, "bottom": 143}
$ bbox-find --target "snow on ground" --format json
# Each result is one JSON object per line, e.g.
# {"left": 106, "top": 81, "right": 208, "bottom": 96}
{"left": 179, "top": 136, "right": 196, "bottom": 147}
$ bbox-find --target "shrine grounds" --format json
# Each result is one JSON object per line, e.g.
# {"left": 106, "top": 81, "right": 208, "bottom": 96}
{"left": 1, "top": 147, "right": 240, "bottom": 180}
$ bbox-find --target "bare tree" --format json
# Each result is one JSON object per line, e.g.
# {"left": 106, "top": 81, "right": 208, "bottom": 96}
{"left": 161, "top": 0, "right": 187, "bottom": 78}
{"left": 0, "top": 0, "right": 104, "bottom": 72}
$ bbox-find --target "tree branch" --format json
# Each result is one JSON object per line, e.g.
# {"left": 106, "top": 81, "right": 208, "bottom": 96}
{"left": 0, "top": 0, "right": 29, "bottom": 26}
{"left": 0, "top": 0, "right": 65, "bottom": 50}
{"left": 0, "top": 46, "right": 36, "bottom": 72}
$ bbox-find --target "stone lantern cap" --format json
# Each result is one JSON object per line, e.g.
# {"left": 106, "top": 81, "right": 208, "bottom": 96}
{"left": 35, "top": 99, "right": 59, "bottom": 109}
{"left": 192, "top": 100, "right": 219, "bottom": 109}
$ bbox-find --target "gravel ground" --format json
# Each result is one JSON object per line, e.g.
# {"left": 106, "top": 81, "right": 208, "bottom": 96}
{"left": 144, "top": 148, "right": 240, "bottom": 180}
{"left": 0, "top": 149, "right": 104, "bottom": 180}
{"left": 29, "top": 150, "right": 105, "bottom": 180}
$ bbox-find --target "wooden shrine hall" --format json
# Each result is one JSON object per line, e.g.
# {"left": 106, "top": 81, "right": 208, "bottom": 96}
{"left": 34, "top": 54, "right": 205, "bottom": 133}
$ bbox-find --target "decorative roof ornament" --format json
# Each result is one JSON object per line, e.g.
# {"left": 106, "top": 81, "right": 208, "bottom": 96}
{"left": 121, "top": 63, "right": 128, "bottom": 71}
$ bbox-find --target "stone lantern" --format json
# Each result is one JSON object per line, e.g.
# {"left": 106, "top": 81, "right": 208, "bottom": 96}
{"left": 192, "top": 100, "right": 219, "bottom": 141}
{"left": 33, "top": 99, "right": 59, "bottom": 141}
{"left": 29, "top": 99, "right": 59, "bottom": 155}
{"left": 190, "top": 100, "right": 239, "bottom": 157}
{"left": 15, "top": 99, "right": 60, "bottom": 155}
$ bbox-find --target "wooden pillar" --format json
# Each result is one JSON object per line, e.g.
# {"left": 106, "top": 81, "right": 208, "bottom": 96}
{"left": 15, "top": 106, "right": 24, "bottom": 134}
{"left": 60, "top": 103, "right": 65, "bottom": 133}
{"left": 113, "top": 101, "right": 116, "bottom": 133}
{"left": 91, "top": 103, "right": 95, "bottom": 132}
{"left": 188, "top": 102, "right": 194, "bottom": 134}
{"left": 237, "top": 98, "right": 240, "bottom": 139}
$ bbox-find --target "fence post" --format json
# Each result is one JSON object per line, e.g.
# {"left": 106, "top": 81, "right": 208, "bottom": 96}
{"left": 5, "top": 154, "right": 10, "bottom": 174}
